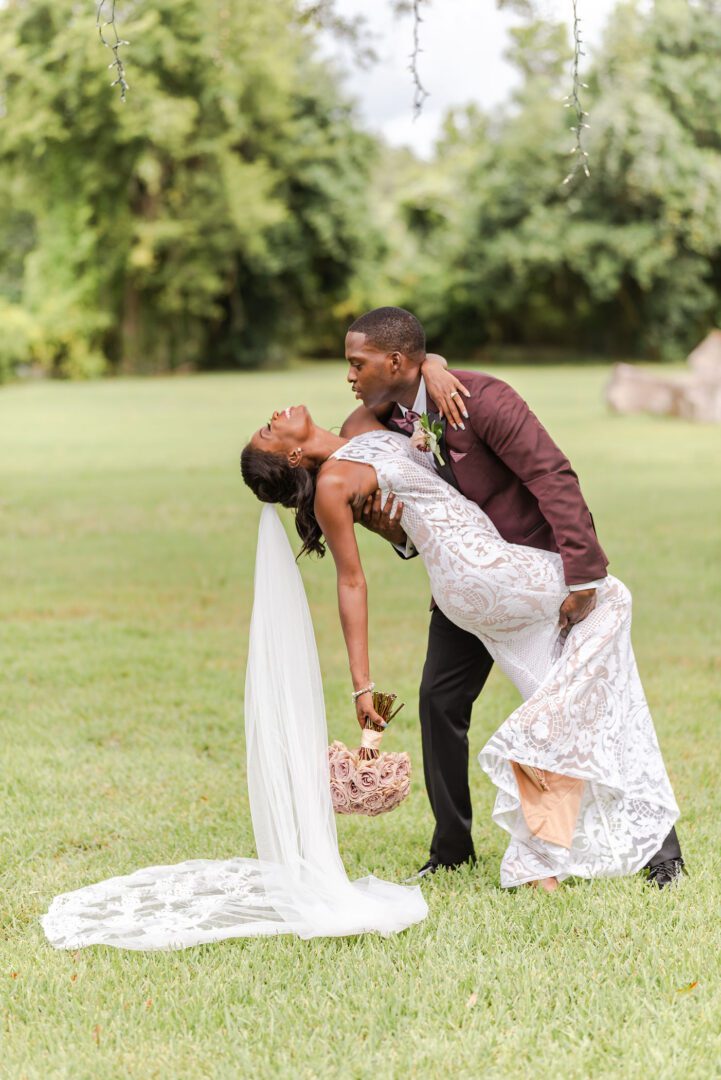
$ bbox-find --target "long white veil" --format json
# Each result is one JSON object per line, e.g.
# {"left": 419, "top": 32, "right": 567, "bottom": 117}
{"left": 41, "top": 505, "right": 427, "bottom": 949}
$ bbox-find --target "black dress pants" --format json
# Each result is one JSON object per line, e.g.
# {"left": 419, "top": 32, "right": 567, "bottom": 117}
{"left": 419, "top": 607, "right": 493, "bottom": 867}
{"left": 418, "top": 607, "right": 682, "bottom": 869}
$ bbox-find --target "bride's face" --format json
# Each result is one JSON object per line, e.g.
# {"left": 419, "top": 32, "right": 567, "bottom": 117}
{"left": 250, "top": 404, "right": 314, "bottom": 458}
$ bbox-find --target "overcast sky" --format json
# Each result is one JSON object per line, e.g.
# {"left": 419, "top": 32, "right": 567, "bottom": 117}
{"left": 321, "top": 0, "right": 620, "bottom": 156}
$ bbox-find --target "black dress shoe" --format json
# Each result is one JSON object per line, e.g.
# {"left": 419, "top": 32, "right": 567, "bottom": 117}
{"left": 646, "top": 857, "right": 686, "bottom": 889}
{"left": 403, "top": 859, "right": 439, "bottom": 883}
{"left": 403, "top": 856, "right": 475, "bottom": 883}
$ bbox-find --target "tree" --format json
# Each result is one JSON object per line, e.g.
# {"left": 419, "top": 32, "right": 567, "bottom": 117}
{"left": 0, "top": 0, "right": 379, "bottom": 376}
{"left": 395, "top": 0, "right": 721, "bottom": 358}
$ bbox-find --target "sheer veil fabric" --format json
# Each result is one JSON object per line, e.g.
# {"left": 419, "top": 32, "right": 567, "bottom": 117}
{"left": 41, "top": 506, "right": 427, "bottom": 950}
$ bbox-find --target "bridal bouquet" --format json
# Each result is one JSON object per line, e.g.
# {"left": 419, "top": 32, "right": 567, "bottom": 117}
{"left": 328, "top": 692, "right": 411, "bottom": 816}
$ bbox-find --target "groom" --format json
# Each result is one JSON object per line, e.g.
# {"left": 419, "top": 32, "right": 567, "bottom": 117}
{"left": 340, "top": 306, "right": 684, "bottom": 888}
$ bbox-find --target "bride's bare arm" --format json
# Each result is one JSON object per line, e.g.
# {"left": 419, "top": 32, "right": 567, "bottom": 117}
{"left": 314, "top": 473, "right": 386, "bottom": 729}
{"left": 421, "top": 354, "right": 471, "bottom": 429}
{"left": 339, "top": 405, "right": 388, "bottom": 439}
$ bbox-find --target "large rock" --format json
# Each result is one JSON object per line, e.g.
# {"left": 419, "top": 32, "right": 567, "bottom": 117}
{"left": 605, "top": 330, "right": 721, "bottom": 422}
{"left": 687, "top": 330, "right": 721, "bottom": 383}
{"left": 605, "top": 363, "right": 696, "bottom": 419}
{"left": 684, "top": 378, "right": 721, "bottom": 423}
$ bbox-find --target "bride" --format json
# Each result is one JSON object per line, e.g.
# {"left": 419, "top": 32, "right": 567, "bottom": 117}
{"left": 240, "top": 404, "right": 679, "bottom": 891}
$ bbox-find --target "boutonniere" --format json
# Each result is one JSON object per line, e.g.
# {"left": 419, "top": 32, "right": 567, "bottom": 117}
{"left": 409, "top": 412, "right": 445, "bottom": 467}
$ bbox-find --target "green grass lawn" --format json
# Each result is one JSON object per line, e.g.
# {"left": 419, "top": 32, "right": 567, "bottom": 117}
{"left": 1, "top": 364, "right": 720, "bottom": 1079}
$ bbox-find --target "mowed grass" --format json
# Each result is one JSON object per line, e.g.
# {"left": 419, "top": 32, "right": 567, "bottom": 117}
{"left": 1, "top": 364, "right": 720, "bottom": 1079}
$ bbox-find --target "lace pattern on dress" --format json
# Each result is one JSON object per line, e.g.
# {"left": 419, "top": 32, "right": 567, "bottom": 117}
{"left": 332, "top": 431, "right": 678, "bottom": 885}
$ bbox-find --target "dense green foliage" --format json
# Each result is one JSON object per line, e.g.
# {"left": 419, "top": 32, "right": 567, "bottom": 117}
{"left": 1, "top": 367, "right": 720, "bottom": 1076}
{"left": 391, "top": 0, "right": 721, "bottom": 358}
{"left": 1, "top": 0, "right": 721, "bottom": 379}
{"left": 0, "top": 0, "right": 378, "bottom": 378}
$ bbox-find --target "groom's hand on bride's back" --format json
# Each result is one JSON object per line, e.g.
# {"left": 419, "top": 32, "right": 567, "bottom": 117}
{"left": 354, "top": 491, "right": 407, "bottom": 546}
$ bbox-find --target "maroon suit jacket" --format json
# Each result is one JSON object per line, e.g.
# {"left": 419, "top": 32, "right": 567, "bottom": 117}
{"left": 387, "top": 370, "right": 608, "bottom": 586}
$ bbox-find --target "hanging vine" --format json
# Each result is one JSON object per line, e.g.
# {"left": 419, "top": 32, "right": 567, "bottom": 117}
{"left": 97, "top": 0, "right": 130, "bottom": 103}
{"left": 409, "top": 0, "right": 430, "bottom": 119}
{"left": 562, "top": 0, "right": 590, "bottom": 185}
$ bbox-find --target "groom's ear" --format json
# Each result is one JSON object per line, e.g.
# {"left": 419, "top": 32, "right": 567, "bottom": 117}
{"left": 389, "top": 351, "right": 403, "bottom": 372}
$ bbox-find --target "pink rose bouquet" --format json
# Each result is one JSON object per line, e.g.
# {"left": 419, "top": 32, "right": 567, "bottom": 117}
{"left": 327, "top": 691, "right": 411, "bottom": 816}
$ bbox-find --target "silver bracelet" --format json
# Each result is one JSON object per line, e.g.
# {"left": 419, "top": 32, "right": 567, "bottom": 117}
{"left": 351, "top": 682, "right": 375, "bottom": 702}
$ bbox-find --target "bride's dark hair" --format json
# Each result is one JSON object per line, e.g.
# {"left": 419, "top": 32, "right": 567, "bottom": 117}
{"left": 240, "top": 444, "right": 326, "bottom": 558}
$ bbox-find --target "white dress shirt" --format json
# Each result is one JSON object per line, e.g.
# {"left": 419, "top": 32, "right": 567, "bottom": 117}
{"left": 399, "top": 377, "right": 427, "bottom": 418}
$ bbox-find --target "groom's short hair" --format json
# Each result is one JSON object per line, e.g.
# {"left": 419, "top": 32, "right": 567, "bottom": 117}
{"left": 349, "top": 307, "right": 425, "bottom": 359}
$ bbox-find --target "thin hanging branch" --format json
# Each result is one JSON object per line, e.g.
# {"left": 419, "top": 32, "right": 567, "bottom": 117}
{"left": 562, "top": 0, "right": 590, "bottom": 185}
{"left": 97, "top": 0, "right": 130, "bottom": 103}
{"left": 409, "top": 0, "right": 429, "bottom": 119}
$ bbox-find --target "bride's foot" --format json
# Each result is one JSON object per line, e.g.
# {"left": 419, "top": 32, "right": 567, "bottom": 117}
{"left": 539, "top": 876, "right": 559, "bottom": 892}
{"left": 526, "top": 877, "right": 559, "bottom": 892}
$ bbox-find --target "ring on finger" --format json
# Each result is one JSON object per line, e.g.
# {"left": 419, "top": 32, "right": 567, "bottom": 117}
{"left": 450, "top": 390, "right": 459, "bottom": 399}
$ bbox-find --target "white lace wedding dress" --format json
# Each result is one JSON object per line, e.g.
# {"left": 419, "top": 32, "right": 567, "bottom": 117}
{"left": 330, "top": 430, "right": 679, "bottom": 886}
{"left": 41, "top": 506, "right": 427, "bottom": 950}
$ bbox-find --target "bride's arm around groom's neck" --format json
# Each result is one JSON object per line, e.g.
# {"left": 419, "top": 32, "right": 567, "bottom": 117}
{"left": 340, "top": 403, "right": 392, "bottom": 439}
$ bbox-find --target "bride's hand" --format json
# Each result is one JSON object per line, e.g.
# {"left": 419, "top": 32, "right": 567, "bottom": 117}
{"left": 421, "top": 354, "right": 471, "bottom": 430}
{"left": 355, "top": 692, "right": 387, "bottom": 731}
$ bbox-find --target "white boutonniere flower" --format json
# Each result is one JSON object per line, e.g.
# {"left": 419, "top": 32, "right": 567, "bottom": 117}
{"left": 409, "top": 412, "right": 445, "bottom": 467}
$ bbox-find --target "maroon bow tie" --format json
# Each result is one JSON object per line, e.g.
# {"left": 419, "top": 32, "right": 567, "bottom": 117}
{"left": 393, "top": 409, "right": 421, "bottom": 435}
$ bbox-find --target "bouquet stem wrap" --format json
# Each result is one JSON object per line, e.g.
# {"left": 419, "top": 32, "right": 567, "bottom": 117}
{"left": 360, "top": 728, "right": 384, "bottom": 753}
